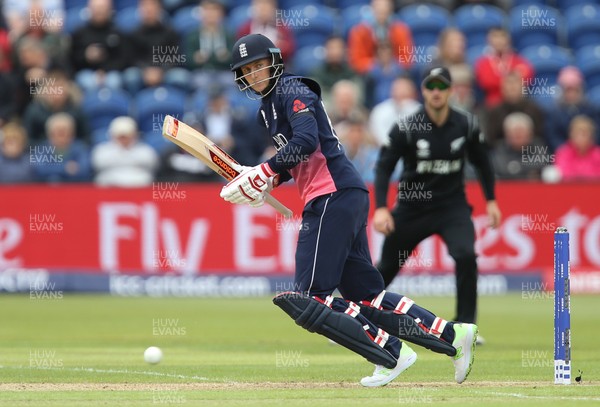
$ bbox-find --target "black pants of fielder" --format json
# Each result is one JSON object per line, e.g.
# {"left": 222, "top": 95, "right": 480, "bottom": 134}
{"left": 377, "top": 200, "right": 478, "bottom": 323}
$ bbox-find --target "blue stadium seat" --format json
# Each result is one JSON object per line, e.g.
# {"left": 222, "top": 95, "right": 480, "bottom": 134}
{"left": 227, "top": 5, "right": 251, "bottom": 34}
{"left": 114, "top": 7, "right": 141, "bottom": 33}
{"left": 521, "top": 45, "right": 573, "bottom": 86}
{"left": 511, "top": 0, "right": 547, "bottom": 6}
{"left": 565, "top": 4, "right": 600, "bottom": 50}
{"left": 164, "top": 68, "right": 195, "bottom": 94}
{"left": 291, "top": 46, "right": 325, "bottom": 76}
{"left": 82, "top": 88, "right": 132, "bottom": 133}
{"left": 226, "top": 87, "right": 261, "bottom": 117}
{"left": 278, "top": 0, "right": 322, "bottom": 10}
{"left": 143, "top": 130, "right": 172, "bottom": 153}
{"left": 466, "top": 44, "right": 489, "bottom": 66}
{"left": 454, "top": 4, "right": 506, "bottom": 48}
{"left": 187, "top": 89, "right": 210, "bottom": 115}
{"left": 556, "top": 0, "right": 600, "bottom": 12}
{"left": 335, "top": 0, "right": 370, "bottom": 9}
{"left": 588, "top": 85, "right": 600, "bottom": 107}
{"left": 341, "top": 5, "right": 371, "bottom": 38}
{"left": 172, "top": 5, "right": 201, "bottom": 37}
{"left": 115, "top": 0, "right": 139, "bottom": 12}
{"left": 509, "top": 4, "right": 561, "bottom": 51}
{"left": 287, "top": 5, "right": 338, "bottom": 49}
{"left": 64, "top": 0, "right": 88, "bottom": 11}
{"left": 135, "top": 87, "right": 187, "bottom": 133}
{"left": 64, "top": 6, "right": 89, "bottom": 34}
{"left": 576, "top": 45, "right": 600, "bottom": 89}
{"left": 91, "top": 127, "right": 109, "bottom": 145}
{"left": 397, "top": 4, "right": 452, "bottom": 48}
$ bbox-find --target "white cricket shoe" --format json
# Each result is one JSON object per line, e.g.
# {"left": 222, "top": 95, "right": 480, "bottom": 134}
{"left": 360, "top": 343, "right": 417, "bottom": 387}
{"left": 451, "top": 323, "right": 478, "bottom": 384}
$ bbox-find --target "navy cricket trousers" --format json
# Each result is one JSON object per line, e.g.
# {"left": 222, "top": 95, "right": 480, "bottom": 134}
{"left": 294, "top": 188, "right": 384, "bottom": 302}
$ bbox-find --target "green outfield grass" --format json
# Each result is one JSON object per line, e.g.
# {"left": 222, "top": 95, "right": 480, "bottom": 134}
{"left": 1, "top": 293, "right": 598, "bottom": 406}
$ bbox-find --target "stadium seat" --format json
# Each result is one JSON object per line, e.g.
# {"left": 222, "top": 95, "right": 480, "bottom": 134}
{"left": 227, "top": 87, "right": 261, "bottom": 117}
{"left": 565, "top": 4, "right": 600, "bottom": 50}
{"left": 171, "top": 5, "right": 201, "bottom": 37}
{"left": 143, "top": 130, "right": 172, "bottom": 152}
{"left": 114, "top": 0, "right": 138, "bottom": 12}
{"left": 341, "top": 5, "right": 372, "bottom": 38}
{"left": 454, "top": 4, "right": 506, "bottom": 48}
{"left": 63, "top": 6, "right": 89, "bottom": 34}
{"left": 509, "top": 4, "right": 561, "bottom": 51}
{"left": 577, "top": 45, "right": 600, "bottom": 89}
{"left": 556, "top": 0, "right": 600, "bottom": 12}
{"left": 187, "top": 89, "right": 210, "bottom": 116}
{"left": 114, "top": 7, "right": 142, "bottom": 33}
{"left": 587, "top": 85, "right": 600, "bottom": 107}
{"left": 227, "top": 5, "right": 252, "bottom": 34}
{"left": 278, "top": 0, "right": 322, "bottom": 10}
{"left": 291, "top": 46, "right": 325, "bottom": 77}
{"left": 287, "top": 5, "right": 338, "bottom": 49}
{"left": 521, "top": 45, "right": 573, "bottom": 86}
{"left": 91, "top": 127, "right": 109, "bottom": 145}
{"left": 64, "top": 0, "right": 88, "bottom": 11}
{"left": 511, "top": 0, "right": 547, "bottom": 6}
{"left": 163, "top": 68, "right": 195, "bottom": 94}
{"left": 397, "top": 4, "right": 452, "bottom": 48}
{"left": 335, "top": 0, "right": 370, "bottom": 9}
{"left": 135, "top": 86, "right": 187, "bottom": 133}
{"left": 466, "top": 44, "right": 489, "bottom": 66}
{"left": 82, "top": 88, "right": 132, "bottom": 133}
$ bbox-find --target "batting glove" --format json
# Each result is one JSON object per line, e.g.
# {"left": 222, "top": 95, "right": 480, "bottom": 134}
{"left": 220, "top": 163, "right": 276, "bottom": 205}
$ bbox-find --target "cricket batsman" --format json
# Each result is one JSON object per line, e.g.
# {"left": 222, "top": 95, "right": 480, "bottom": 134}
{"left": 219, "top": 34, "right": 478, "bottom": 386}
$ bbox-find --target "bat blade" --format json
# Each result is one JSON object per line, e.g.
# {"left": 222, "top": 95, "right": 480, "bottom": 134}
{"left": 162, "top": 115, "right": 292, "bottom": 218}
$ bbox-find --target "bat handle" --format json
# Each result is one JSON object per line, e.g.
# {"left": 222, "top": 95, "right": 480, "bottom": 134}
{"left": 265, "top": 193, "right": 293, "bottom": 219}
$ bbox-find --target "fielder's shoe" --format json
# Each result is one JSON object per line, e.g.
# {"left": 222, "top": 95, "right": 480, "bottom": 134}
{"left": 451, "top": 323, "right": 478, "bottom": 384}
{"left": 476, "top": 333, "right": 486, "bottom": 346}
{"left": 360, "top": 343, "right": 417, "bottom": 387}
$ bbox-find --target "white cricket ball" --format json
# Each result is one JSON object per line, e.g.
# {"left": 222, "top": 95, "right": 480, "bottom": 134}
{"left": 144, "top": 346, "right": 163, "bottom": 364}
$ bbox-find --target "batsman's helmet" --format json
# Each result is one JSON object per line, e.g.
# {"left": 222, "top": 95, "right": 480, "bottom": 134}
{"left": 230, "top": 34, "right": 284, "bottom": 97}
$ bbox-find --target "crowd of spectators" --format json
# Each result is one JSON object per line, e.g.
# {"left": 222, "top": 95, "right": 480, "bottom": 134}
{"left": 0, "top": 0, "right": 599, "bottom": 187}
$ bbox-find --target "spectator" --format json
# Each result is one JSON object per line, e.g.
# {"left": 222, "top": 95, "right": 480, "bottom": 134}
{"left": 364, "top": 40, "right": 405, "bottom": 109}
{"left": 347, "top": 0, "right": 413, "bottom": 74}
{"left": 0, "top": 67, "right": 14, "bottom": 126}
{"left": 186, "top": 0, "right": 233, "bottom": 71}
{"left": 474, "top": 27, "right": 534, "bottom": 108}
{"left": 237, "top": 0, "right": 295, "bottom": 61}
{"left": 327, "top": 80, "right": 368, "bottom": 126}
{"left": 309, "top": 36, "right": 358, "bottom": 102}
{"left": 124, "top": 0, "right": 181, "bottom": 94}
{"left": 492, "top": 112, "right": 546, "bottom": 180}
{"left": 484, "top": 71, "right": 544, "bottom": 146}
{"left": 3, "top": 0, "right": 64, "bottom": 42}
{"left": 369, "top": 75, "right": 419, "bottom": 146}
{"left": 555, "top": 115, "right": 600, "bottom": 181}
{"left": 0, "top": 19, "right": 12, "bottom": 72}
{"left": 545, "top": 66, "right": 600, "bottom": 153}
{"left": 23, "top": 70, "right": 90, "bottom": 142}
{"left": 0, "top": 122, "right": 34, "bottom": 183}
{"left": 31, "top": 112, "right": 91, "bottom": 183}
{"left": 13, "top": 38, "right": 50, "bottom": 116}
{"left": 70, "top": 0, "right": 130, "bottom": 91}
{"left": 433, "top": 28, "right": 467, "bottom": 70}
{"left": 448, "top": 64, "right": 477, "bottom": 113}
{"left": 91, "top": 116, "right": 159, "bottom": 187}
{"left": 195, "top": 86, "right": 235, "bottom": 152}
{"left": 337, "top": 117, "right": 379, "bottom": 183}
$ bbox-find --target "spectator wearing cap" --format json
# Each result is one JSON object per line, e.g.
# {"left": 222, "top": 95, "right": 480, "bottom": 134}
{"left": 91, "top": 116, "right": 159, "bottom": 187}
{"left": 474, "top": 27, "right": 534, "bottom": 108}
{"left": 544, "top": 66, "right": 600, "bottom": 153}
{"left": 0, "top": 122, "right": 35, "bottom": 183}
{"left": 31, "top": 112, "right": 92, "bottom": 183}
{"left": 555, "top": 115, "right": 600, "bottom": 181}
{"left": 347, "top": 0, "right": 413, "bottom": 74}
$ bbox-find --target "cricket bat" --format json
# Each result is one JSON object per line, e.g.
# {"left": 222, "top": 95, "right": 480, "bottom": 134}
{"left": 162, "top": 115, "right": 292, "bottom": 218}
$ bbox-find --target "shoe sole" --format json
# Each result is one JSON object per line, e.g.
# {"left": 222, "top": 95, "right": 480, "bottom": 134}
{"left": 459, "top": 325, "right": 478, "bottom": 384}
{"left": 360, "top": 352, "right": 418, "bottom": 388}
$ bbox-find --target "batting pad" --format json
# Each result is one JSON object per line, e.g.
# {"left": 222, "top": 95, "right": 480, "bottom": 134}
{"left": 359, "top": 305, "right": 457, "bottom": 357}
{"left": 273, "top": 292, "right": 398, "bottom": 369}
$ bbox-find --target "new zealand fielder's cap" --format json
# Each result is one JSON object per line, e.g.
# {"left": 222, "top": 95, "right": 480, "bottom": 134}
{"left": 421, "top": 66, "right": 452, "bottom": 87}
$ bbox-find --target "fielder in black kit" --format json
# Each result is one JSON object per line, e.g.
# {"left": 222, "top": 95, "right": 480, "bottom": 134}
{"left": 373, "top": 67, "right": 502, "bottom": 337}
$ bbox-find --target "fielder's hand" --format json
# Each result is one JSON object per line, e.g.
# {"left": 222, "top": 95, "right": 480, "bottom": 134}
{"left": 220, "top": 163, "right": 276, "bottom": 206}
{"left": 373, "top": 207, "right": 395, "bottom": 236}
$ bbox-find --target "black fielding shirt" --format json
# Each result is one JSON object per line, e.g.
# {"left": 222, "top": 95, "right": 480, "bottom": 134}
{"left": 374, "top": 106, "right": 496, "bottom": 209}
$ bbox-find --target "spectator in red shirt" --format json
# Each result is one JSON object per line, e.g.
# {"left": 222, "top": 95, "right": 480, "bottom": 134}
{"left": 555, "top": 115, "right": 600, "bottom": 181}
{"left": 237, "top": 0, "right": 295, "bottom": 61}
{"left": 474, "top": 27, "right": 534, "bottom": 108}
{"left": 347, "top": 0, "right": 413, "bottom": 74}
